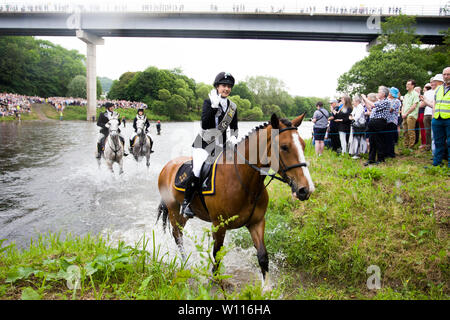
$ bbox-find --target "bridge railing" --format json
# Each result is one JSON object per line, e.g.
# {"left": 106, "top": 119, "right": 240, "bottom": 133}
{"left": 0, "top": 1, "right": 448, "bottom": 16}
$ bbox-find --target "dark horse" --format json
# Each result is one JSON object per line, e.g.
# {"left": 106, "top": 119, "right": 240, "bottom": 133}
{"left": 157, "top": 113, "right": 314, "bottom": 287}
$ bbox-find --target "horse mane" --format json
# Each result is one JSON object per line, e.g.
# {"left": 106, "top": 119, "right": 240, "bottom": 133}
{"left": 237, "top": 117, "right": 292, "bottom": 146}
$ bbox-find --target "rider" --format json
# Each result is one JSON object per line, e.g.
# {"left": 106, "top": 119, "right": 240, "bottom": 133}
{"left": 180, "top": 72, "right": 239, "bottom": 218}
{"left": 96, "top": 102, "right": 128, "bottom": 159}
{"left": 129, "top": 108, "right": 154, "bottom": 153}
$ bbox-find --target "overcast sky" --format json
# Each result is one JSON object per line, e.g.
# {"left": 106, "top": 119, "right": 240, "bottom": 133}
{"left": 34, "top": 0, "right": 446, "bottom": 98}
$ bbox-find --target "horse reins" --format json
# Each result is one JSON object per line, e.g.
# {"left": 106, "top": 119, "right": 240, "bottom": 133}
{"left": 233, "top": 126, "right": 309, "bottom": 222}
{"left": 234, "top": 126, "right": 308, "bottom": 185}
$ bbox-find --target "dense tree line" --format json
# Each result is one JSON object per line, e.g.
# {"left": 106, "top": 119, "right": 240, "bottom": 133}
{"left": 0, "top": 36, "right": 324, "bottom": 120}
{"left": 0, "top": 36, "right": 86, "bottom": 97}
{"left": 108, "top": 67, "right": 324, "bottom": 121}
{"left": 337, "top": 15, "right": 450, "bottom": 95}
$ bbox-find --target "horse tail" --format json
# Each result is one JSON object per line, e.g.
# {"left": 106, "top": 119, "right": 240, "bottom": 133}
{"left": 156, "top": 200, "right": 169, "bottom": 233}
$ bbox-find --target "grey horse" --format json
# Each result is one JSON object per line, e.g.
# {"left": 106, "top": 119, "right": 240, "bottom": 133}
{"left": 130, "top": 118, "right": 152, "bottom": 168}
{"left": 99, "top": 115, "right": 124, "bottom": 174}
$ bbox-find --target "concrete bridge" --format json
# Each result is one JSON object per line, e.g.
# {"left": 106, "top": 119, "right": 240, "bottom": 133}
{"left": 1, "top": 10, "right": 448, "bottom": 120}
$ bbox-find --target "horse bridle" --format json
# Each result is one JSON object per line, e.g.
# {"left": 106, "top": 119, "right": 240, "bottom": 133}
{"left": 234, "top": 126, "right": 308, "bottom": 185}
{"left": 231, "top": 125, "right": 309, "bottom": 225}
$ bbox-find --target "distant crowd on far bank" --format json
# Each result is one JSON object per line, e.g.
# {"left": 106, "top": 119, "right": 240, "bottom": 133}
{"left": 0, "top": 92, "right": 148, "bottom": 118}
{"left": 311, "top": 67, "right": 449, "bottom": 168}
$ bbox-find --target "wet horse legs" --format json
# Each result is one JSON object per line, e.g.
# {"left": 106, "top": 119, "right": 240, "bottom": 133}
{"left": 248, "top": 219, "right": 269, "bottom": 280}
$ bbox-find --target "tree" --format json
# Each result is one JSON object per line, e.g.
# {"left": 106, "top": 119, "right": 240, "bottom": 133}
{"left": 0, "top": 36, "right": 85, "bottom": 97}
{"left": 166, "top": 94, "right": 187, "bottom": 120}
{"left": 337, "top": 15, "right": 449, "bottom": 95}
{"left": 67, "top": 75, "right": 86, "bottom": 98}
{"left": 230, "top": 82, "right": 256, "bottom": 105}
{"left": 107, "top": 72, "right": 137, "bottom": 100}
{"left": 66, "top": 75, "right": 102, "bottom": 99}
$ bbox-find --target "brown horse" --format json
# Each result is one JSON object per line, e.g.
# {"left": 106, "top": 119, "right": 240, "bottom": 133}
{"left": 157, "top": 113, "right": 314, "bottom": 285}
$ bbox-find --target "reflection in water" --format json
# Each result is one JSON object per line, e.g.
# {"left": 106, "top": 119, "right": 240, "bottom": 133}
{"left": 0, "top": 120, "right": 313, "bottom": 285}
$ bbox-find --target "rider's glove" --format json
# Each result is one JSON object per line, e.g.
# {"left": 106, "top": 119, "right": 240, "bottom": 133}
{"left": 208, "top": 89, "right": 220, "bottom": 109}
{"left": 105, "top": 123, "right": 111, "bottom": 129}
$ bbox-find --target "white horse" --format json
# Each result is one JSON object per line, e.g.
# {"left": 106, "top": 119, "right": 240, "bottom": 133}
{"left": 101, "top": 116, "right": 124, "bottom": 174}
{"left": 130, "top": 118, "right": 152, "bottom": 168}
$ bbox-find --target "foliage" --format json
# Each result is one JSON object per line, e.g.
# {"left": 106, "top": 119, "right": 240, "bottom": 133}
{"left": 337, "top": 15, "right": 449, "bottom": 96}
{"left": 98, "top": 76, "right": 113, "bottom": 94}
{"left": 0, "top": 36, "right": 85, "bottom": 97}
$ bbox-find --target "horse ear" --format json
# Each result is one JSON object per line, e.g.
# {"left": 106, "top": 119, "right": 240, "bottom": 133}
{"left": 270, "top": 113, "right": 279, "bottom": 129}
{"left": 292, "top": 113, "right": 306, "bottom": 127}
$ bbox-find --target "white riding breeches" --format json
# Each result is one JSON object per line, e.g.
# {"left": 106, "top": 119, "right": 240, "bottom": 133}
{"left": 192, "top": 148, "right": 209, "bottom": 178}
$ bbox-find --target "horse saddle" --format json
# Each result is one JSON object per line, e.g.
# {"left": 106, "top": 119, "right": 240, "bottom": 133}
{"left": 173, "top": 152, "right": 222, "bottom": 196}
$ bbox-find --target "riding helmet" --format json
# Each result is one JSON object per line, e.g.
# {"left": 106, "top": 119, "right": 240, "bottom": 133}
{"left": 137, "top": 108, "right": 145, "bottom": 113}
{"left": 213, "top": 72, "right": 235, "bottom": 88}
{"left": 104, "top": 102, "right": 114, "bottom": 110}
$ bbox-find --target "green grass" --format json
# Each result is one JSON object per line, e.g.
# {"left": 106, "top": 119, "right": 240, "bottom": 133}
{"left": 1, "top": 137, "right": 448, "bottom": 300}
{"left": 0, "top": 229, "right": 280, "bottom": 300}
{"left": 0, "top": 111, "right": 39, "bottom": 121}
{"left": 231, "top": 139, "right": 449, "bottom": 300}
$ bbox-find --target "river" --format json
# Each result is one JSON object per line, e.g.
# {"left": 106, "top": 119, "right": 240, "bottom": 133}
{"left": 0, "top": 119, "right": 313, "bottom": 287}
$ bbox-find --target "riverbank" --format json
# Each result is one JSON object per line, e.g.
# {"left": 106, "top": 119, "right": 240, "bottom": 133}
{"left": 0, "top": 104, "right": 173, "bottom": 122}
{"left": 231, "top": 140, "right": 449, "bottom": 299}
{"left": 0, "top": 140, "right": 448, "bottom": 300}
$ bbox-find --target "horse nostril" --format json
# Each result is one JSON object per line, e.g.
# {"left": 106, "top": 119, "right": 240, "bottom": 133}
{"left": 298, "top": 187, "right": 308, "bottom": 196}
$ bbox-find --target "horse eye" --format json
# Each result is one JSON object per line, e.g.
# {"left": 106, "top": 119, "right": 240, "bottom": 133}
{"left": 281, "top": 145, "right": 289, "bottom": 152}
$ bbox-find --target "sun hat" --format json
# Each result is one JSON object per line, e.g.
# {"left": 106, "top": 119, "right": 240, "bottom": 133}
{"left": 389, "top": 87, "right": 400, "bottom": 98}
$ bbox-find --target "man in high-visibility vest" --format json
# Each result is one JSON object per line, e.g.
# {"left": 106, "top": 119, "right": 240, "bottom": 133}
{"left": 431, "top": 66, "right": 450, "bottom": 167}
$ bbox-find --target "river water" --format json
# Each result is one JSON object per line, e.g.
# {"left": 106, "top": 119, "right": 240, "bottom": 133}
{"left": 0, "top": 119, "right": 313, "bottom": 287}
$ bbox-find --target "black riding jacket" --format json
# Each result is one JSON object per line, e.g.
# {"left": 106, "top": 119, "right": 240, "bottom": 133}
{"left": 97, "top": 111, "right": 121, "bottom": 135}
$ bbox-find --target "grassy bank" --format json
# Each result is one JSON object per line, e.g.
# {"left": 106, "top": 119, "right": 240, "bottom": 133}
{"left": 0, "top": 111, "right": 40, "bottom": 121}
{"left": 232, "top": 140, "right": 449, "bottom": 299}
{"left": 35, "top": 103, "right": 170, "bottom": 122}
{"left": 0, "top": 232, "right": 277, "bottom": 300}
{"left": 0, "top": 139, "right": 448, "bottom": 300}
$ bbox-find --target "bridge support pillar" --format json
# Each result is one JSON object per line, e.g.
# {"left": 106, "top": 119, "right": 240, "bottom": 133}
{"left": 76, "top": 30, "right": 104, "bottom": 121}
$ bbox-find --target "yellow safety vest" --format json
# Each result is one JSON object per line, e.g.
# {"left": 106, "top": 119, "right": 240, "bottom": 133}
{"left": 434, "top": 85, "right": 450, "bottom": 119}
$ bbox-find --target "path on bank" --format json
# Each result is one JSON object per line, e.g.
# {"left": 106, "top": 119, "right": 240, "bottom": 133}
{"left": 31, "top": 103, "right": 56, "bottom": 121}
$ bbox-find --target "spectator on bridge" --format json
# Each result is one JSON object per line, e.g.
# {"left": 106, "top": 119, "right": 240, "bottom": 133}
{"left": 401, "top": 79, "right": 420, "bottom": 149}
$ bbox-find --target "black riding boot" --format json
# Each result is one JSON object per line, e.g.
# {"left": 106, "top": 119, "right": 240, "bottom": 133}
{"left": 180, "top": 173, "right": 199, "bottom": 218}
{"left": 96, "top": 142, "right": 102, "bottom": 159}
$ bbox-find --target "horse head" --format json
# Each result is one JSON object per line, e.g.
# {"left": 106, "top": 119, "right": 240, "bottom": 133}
{"left": 270, "top": 113, "right": 315, "bottom": 201}
{"left": 108, "top": 117, "right": 120, "bottom": 137}
{"left": 136, "top": 119, "right": 146, "bottom": 136}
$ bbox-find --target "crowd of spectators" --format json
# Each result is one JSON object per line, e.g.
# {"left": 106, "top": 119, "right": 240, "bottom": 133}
{"left": 312, "top": 67, "right": 449, "bottom": 168}
{"left": 0, "top": 92, "right": 147, "bottom": 117}
{"left": 0, "top": 93, "right": 44, "bottom": 118}
{"left": 0, "top": 2, "right": 448, "bottom": 16}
